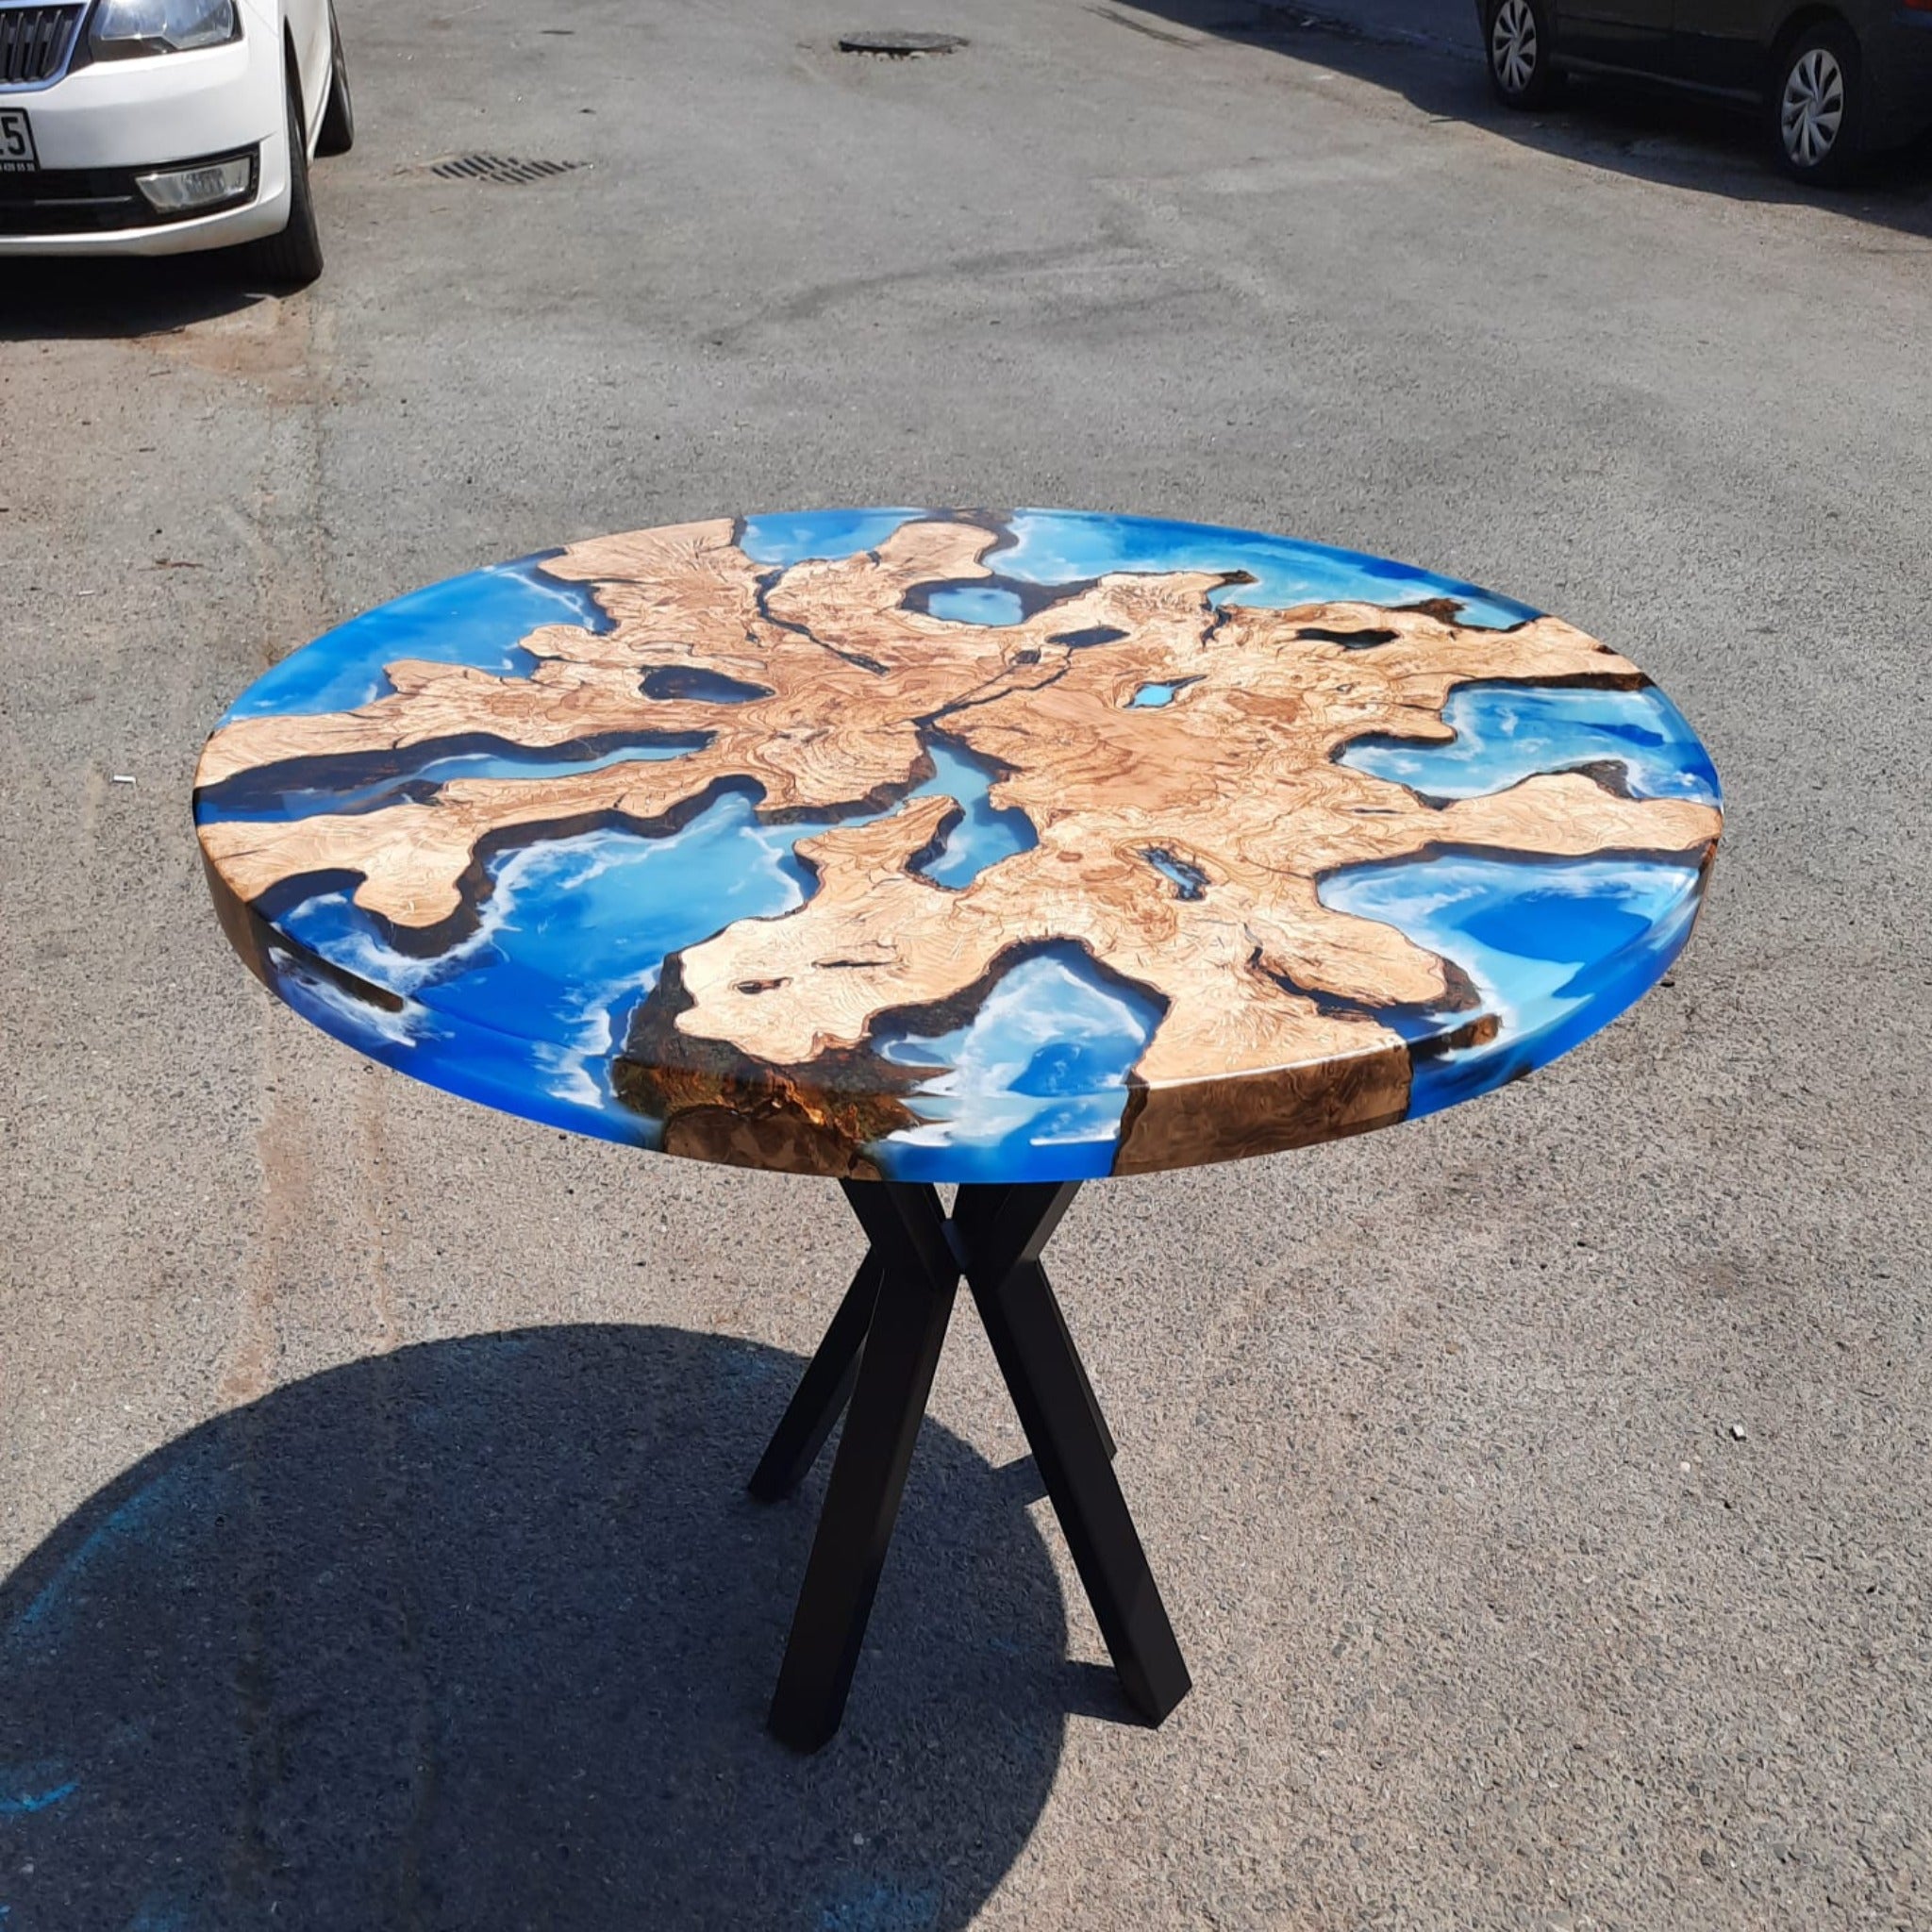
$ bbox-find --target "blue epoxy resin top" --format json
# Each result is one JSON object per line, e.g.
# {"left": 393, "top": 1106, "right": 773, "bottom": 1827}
{"left": 195, "top": 509, "right": 1722, "bottom": 1181}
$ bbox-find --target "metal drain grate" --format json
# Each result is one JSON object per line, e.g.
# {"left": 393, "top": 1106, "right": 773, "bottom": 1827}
{"left": 429, "top": 154, "right": 584, "bottom": 185}
{"left": 837, "top": 28, "right": 966, "bottom": 55}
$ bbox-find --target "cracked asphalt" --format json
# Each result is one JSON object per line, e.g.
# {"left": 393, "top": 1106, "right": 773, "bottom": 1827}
{"left": 2, "top": 1, "right": 1928, "bottom": 1926}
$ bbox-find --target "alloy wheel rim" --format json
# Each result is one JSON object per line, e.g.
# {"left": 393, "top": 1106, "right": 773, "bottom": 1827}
{"left": 1780, "top": 47, "right": 1843, "bottom": 167}
{"left": 1492, "top": 0, "right": 1537, "bottom": 93}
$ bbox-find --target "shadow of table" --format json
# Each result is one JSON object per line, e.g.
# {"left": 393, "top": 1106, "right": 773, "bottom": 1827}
{"left": 0, "top": 1324, "right": 1076, "bottom": 1929}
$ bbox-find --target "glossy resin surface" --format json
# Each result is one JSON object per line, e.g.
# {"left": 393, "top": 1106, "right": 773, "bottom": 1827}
{"left": 194, "top": 509, "right": 1722, "bottom": 1180}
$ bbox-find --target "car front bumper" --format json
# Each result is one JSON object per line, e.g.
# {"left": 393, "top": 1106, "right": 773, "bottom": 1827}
{"left": 0, "top": 4, "right": 291, "bottom": 257}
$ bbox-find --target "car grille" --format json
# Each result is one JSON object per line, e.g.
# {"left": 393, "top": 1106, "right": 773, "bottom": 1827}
{"left": 0, "top": 167, "right": 142, "bottom": 232}
{"left": 0, "top": 4, "right": 85, "bottom": 87}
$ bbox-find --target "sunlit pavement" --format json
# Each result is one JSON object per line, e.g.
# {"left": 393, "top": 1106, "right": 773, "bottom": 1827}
{"left": 3, "top": 3, "right": 1927, "bottom": 1925}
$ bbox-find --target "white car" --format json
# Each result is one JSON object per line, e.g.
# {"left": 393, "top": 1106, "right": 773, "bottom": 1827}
{"left": 0, "top": 0, "right": 352, "bottom": 284}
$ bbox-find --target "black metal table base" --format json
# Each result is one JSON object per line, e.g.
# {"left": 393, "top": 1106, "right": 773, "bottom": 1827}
{"left": 752, "top": 1179, "right": 1191, "bottom": 1753}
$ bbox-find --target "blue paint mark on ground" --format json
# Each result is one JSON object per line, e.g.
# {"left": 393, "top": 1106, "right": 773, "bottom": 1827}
{"left": 1340, "top": 683, "right": 1721, "bottom": 805}
{"left": 126, "top": 1888, "right": 193, "bottom": 1932}
{"left": 219, "top": 556, "right": 607, "bottom": 724}
{"left": 817, "top": 1879, "right": 941, "bottom": 1932}
{"left": 0, "top": 1774, "right": 77, "bottom": 1818}
{"left": 9, "top": 1462, "right": 219, "bottom": 1645}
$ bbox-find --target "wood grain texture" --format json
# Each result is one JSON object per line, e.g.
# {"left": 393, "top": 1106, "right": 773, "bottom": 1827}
{"left": 195, "top": 515, "right": 1722, "bottom": 1175}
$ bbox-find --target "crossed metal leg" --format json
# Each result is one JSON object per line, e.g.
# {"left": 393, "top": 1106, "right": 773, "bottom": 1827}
{"left": 752, "top": 1179, "right": 1191, "bottom": 1753}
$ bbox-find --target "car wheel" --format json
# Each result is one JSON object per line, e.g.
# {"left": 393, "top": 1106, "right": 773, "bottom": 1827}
{"left": 316, "top": 0, "right": 354, "bottom": 158}
{"left": 1485, "top": 0, "right": 1561, "bottom": 110}
{"left": 1770, "top": 21, "right": 1862, "bottom": 185}
{"left": 242, "top": 60, "right": 325, "bottom": 289}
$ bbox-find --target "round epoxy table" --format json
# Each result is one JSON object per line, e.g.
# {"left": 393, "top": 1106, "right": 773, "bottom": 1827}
{"left": 194, "top": 508, "right": 1723, "bottom": 1748}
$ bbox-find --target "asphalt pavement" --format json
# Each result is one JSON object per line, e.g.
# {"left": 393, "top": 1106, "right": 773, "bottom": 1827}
{"left": 1283, "top": 0, "right": 1481, "bottom": 55}
{"left": 3, "top": 1, "right": 1929, "bottom": 1926}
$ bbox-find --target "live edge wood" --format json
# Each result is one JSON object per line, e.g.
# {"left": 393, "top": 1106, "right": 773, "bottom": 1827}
{"left": 195, "top": 518, "right": 1721, "bottom": 1174}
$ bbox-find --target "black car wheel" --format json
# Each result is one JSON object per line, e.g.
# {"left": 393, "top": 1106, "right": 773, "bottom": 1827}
{"left": 316, "top": 0, "right": 354, "bottom": 158}
{"left": 1771, "top": 21, "right": 1862, "bottom": 185}
{"left": 242, "top": 59, "right": 325, "bottom": 289}
{"left": 1486, "top": 0, "right": 1561, "bottom": 109}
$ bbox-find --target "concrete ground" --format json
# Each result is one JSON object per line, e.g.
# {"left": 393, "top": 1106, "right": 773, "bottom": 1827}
{"left": 3, "top": 1, "right": 1928, "bottom": 1926}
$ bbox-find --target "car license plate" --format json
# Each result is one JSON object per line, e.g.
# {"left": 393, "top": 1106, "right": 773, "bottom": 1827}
{"left": 0, "top": 108, "right": 37, "bottom": 173}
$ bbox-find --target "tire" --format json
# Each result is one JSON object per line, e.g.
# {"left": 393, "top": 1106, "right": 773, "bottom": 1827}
{"left": 1769, "top": 20, "right": 1863, "bottom": 185}
{"left": 242, "top": 60, "right": 325, "bottom": 289}
{"left": 316, "top": 0, "right": 354, "bottom": 158}
{"left": 1485, "top": 0, "right": 1562, "bottom": 110}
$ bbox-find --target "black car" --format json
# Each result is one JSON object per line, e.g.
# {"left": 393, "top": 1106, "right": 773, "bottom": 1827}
{"left": 1475, "top": 0, "right": 1932, "bottom": 181}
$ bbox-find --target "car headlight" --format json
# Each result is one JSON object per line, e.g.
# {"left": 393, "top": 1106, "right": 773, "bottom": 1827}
{"left": 89, "top": 0, "right": 241, "bottom": 58}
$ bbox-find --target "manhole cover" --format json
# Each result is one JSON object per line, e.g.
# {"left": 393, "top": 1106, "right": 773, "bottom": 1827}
{"left": 837, "top": 28, "right": 967, "bottom": 55}
{"left": 429, "top": 154, "right": 584, "bottom": 185}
